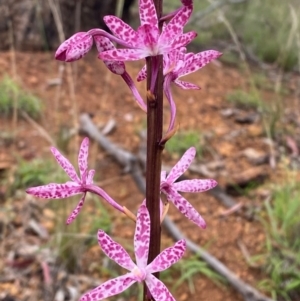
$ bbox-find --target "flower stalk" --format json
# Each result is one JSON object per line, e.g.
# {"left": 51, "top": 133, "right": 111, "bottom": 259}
{"left": 145, "top": 1, "right": 164, "bottom": 300}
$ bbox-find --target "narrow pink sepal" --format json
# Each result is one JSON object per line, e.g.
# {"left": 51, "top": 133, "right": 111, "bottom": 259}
{"left": 174, "top": 179, "right": 218, "bottom": 193}
{"left": 146, "top": 274, "right": 176, "bottom": 301}
{"left": 139, "top": 0, "right": 158, "bottom": 27}
{"left": 167, "top": 147, "right": 196, "bottom": 183}
{"left": 178, "top": 50, "right": 222, "bottom": 78}
{"left": 134, "top": 204, "right": 150, "bottom": 268}
{"left": 159, "top": 5, "right": 193, "bottom": 44}
{"left": 146, "top": 240, "right": 186, "bottom": 274}
{"left": 174, "top": 80, "right": 200, "bottom": 90}
{"left": 94, "top": 36, "right": 125, "bottom": 75}
{"left": 26, "top": 182, "right": 82, "bottom": 199}
{"left": 100, "top": 48, "right": 147, "bottom": 61}
{"left": 55, "top": 32, "right": 93, "bottom": 62}
{"left": 80, "top": 274, "right": 136, "bottom": 301}
{"left": 103, "top": 16, "right": 138, "bottom": 46}
{"left": 137, "top": 24, "right": 160, "bottom": 50}
{"left": 167, "top": 188, "right": 207, "bottom": 229}
{"left": 50, "top": 147, "right": 79, "bottom": 182}
{"left": 98, "top": 230, "right": 136, "bottom": 271}
{"left": 169, "top": 31, "right": 197, "bottom": 50}
{"left": 137, "top": 65, "right": 147, "bottom": 81}
{"left": 66, "top": 193, "right": 86, "bottom": 224}
{"left": 78, "top": 137, "right": 89, "bottom": 181}
{"left": 86, "top": 170, "right": 95, "bottom": 184}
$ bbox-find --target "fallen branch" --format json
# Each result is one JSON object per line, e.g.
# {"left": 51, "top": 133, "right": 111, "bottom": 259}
{"left": 79, "top": 113, "right": 274, "bottom": 301}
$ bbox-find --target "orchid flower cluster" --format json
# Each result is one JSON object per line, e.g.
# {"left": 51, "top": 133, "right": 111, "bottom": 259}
{"left": 26, "top": 0, "right": 221, "bottom": 300}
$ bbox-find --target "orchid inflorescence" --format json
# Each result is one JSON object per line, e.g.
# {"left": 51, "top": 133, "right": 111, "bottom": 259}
{"left": 27, "top": 0, "right": 221, "bottom": 300}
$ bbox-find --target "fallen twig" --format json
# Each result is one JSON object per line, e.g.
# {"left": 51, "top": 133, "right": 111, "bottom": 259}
{"left": 79, "top": 113, "right": 274, "bottom": 301}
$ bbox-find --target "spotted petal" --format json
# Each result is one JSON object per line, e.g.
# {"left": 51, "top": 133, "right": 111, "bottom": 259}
{"left": 159, "top": 5, "right": 193, "bottom": 45}
{"left": 137, "top": 65, "right": 147, "bottom": 81}
{"left": 134, "top": 205, "right": 150, "bottom": 268}
{"left": 26, "top": 182, "right": 83, "bottom": 199}
{"left": 167, "top": 31, "right": 197, "bottom": 51}
{"left": 94, "top": 36, "right": 125, "bottom": 75}
{"left": 146, "top": 240, "right": 186, "bottom": 274}
{"left": 103, "top": 16, "right": 138, "bottom": 47}
{"left": 65, "top": 193, "right": 86, "bottom": 225}
{"left": 177, "top": 50, "right": 222, "bottom": 78}
{"left": 78, "top": 137, "right": 89, "bottom": 180}
{"left": 167, "top": 147, "right": 196, "bottom": 184}
{"left": 174, "top": 79, "right": 200, "bottom": 90}
{"left": 98, "top": 230, "right": 136, "bottom": 271}
{"left": 146, "top": 274, "right": 176, "bottom": 301}
{"left": 80, "top": 274, "right": 136, "bottom": 301}
{"left": 174, "top": 179, "right": 217, "bottom": 193}
{"left": 100, "top": 48, "right": 148, "bottom": 61}
{"left": 50, "top": 147, "right": 79, "bottom": 182}
{"left": 86, "top": 169, "right": 95, "bottom": 185}
{"left": 139, "top": 0, "right": 158, "bottom": 27}
{"left": 136, "top": 24, "right": 160, "bottom": 51}
{"left": 165, "top": 188, "right": 206, "bottom": 228}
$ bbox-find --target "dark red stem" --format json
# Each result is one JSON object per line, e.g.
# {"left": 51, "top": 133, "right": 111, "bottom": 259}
{"left": 144, "top": 1, "right": 164, "bottom": 300}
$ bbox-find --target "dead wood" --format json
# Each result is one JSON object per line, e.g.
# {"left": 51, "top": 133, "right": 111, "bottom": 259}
{"left": 79, "top": 113, "right": 275, "bottom": 301}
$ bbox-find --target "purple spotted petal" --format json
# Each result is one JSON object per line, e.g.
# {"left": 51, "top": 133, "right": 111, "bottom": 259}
{"left": 50, "top": 147, "right": 79, "bottom": 182}
{"left": 177, "top": 50, "right": 222, "bottom": 78}
{"left": 159, "top": 5, "right": 193, "bottom": 45}
{"left": 137, "top": 65, "right": 147, "bottom": 81}
{"left": 146, "top": 274, "right": 176, "bottom": 301}
{"left": 165, "top": 188, "right": 206, "bottom": 229}
{"left": 139, "top": 0, "right": 158, "bottom": 27}
{"left": 98, "top": 230, "right": 136, "bottom": 271}
{"left": 167, "top": 147, "right": 196, "bottom": 184}
{"left": 137, "top": 24, "right": 160, "bottom": 50}
{"left": 78, "top": 137, "right": 89, "bottom": 180}
{"left": 100, "top": 48, "right": 148, "bottom": 61}
{"left": 134, "top": 205, "right": 150, "bottom": 268}
{"left": 26, "top": 182, "right": 83, "bottom": 199}
{"left": 174, "top": 79, "right": 200, "bottom": 90}
{"left": 103, "top": 16, "right": 138, "bottom": 47}
{"left": 174, "top": 179, "right": 217, "bottom": 193}
{"left": 66, "top": 193, "right": 86, "bottom": 225}
{"left": 94, "top": 36, "right": 125, "bottom": 75}
{"left": 86, "top": 169, "right": 95, "bottom": 185}
{"left": 146, "top": 240, "right": 186, "bottom": 274}
{"left": 167, "top": 31, "right": 197, "bottom": 51}
{"left": 55, "top": 32, "right": 93, "bottom": 62}
{"left": 80, "top": 274, "right": 136, "bottom": 301}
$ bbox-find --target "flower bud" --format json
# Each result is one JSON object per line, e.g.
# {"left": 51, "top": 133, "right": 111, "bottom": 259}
{"left": 55, "top": 32, "right": 93, "bottom": 62}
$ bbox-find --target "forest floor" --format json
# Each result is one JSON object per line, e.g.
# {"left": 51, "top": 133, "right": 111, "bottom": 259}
{"left": 0, "top": 50, "right": 300, "bottom": 301}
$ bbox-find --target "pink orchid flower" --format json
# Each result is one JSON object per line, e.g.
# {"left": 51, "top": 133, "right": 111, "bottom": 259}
{"left": 26, "top": 138, "right": 124, "bottom": 224}
{"left": 160, "top": 147, "right": 217, "bottom": 229}
{"left": 55, "top": 32, "right": 93, "bottom": 62}
{"left": 137, "top": 48, "right": 222, "bottom": 132}
{"left": 80, "top": 204, "right": 186, "bottom": 301}
{"left": 98, "top": 0, "right": 196, "bottom": 62}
